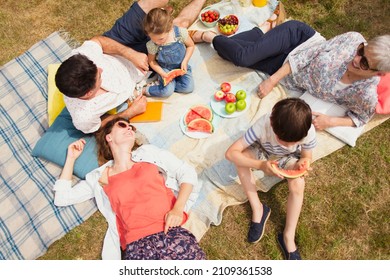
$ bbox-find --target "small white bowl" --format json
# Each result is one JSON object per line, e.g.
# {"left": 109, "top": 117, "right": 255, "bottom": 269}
{"left": 199, "top": 8, "right": 220, "bottom": 28}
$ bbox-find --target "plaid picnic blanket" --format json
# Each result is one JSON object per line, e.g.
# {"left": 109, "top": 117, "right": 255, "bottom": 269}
{"left": 0, "top": 32, "right": 97, "bottom": 260}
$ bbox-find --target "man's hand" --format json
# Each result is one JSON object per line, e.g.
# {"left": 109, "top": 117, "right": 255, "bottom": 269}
{"left": 126, "top": 94, "right": 147, "bottom": 118}
{"left": 130, "top": 52, "right": 149, "bottom": 74}
{"left": 91, "top": 36, "right": 150, "bottom": 74}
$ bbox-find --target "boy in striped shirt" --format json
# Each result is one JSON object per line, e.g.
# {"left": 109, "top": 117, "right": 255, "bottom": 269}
{"left": 225, "top": 98, "right": 316, "bottom": 260}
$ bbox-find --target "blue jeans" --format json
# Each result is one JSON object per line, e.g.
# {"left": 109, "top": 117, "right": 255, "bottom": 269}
{"left": 148, "top": 26, "right": 194, "bottom": 97}
{"left": 212, "top": 20, "right": 316, "bottom": 75}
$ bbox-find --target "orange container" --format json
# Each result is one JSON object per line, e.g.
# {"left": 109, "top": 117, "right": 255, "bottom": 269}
{"left": 252, "top": 0, "right": 267, "bottom": 7}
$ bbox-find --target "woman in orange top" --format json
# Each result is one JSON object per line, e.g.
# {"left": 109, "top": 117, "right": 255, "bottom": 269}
{"left": 54, "top": 117, "right": 205, "bottom": 260}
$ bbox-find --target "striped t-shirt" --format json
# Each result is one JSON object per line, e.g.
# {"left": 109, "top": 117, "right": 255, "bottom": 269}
{"left": 244, "top": 113, "right": 317, "bottom": 158}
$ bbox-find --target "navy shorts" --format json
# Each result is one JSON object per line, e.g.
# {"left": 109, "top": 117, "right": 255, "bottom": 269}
{"left": 103, "top": 2, "right": 149, "bottom": 54}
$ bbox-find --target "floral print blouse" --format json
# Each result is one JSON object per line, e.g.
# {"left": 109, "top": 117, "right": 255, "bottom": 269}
{"left": 283, "top": 32, "right": 379, "bottom": 127}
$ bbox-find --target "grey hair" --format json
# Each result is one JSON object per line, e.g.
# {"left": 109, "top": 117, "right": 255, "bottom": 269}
{"left": 368, "top": 35, "right": 390, "bottom": 72}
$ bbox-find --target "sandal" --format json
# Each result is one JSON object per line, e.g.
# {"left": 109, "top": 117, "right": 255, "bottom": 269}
{"left": 259, "top": 2, "right": 287, "bottom": 32}
{"left": 188, "top": 30, "right": 205, "bottom": 43}
{"left": 274, "top": 2, "right": 287, "bottom": 26}
{"left": 188, "top": 30, "right": 217, "bottom": 44}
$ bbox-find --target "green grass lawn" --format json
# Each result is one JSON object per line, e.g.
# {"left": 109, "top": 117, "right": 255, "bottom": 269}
{"left": 1, "top": 0, "right": 389, "bottom": 260}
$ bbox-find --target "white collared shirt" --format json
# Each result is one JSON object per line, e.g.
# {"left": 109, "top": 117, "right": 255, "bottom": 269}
{"left": 64, "top": 40, "right": 144, "bottom": 133}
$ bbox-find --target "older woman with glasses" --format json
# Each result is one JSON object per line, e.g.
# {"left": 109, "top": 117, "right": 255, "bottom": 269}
{"left": 53, "top": 117, "right": 206, "bottom": 260}
{"left": 258, "top": 33, "right": 390, "bottom": 130}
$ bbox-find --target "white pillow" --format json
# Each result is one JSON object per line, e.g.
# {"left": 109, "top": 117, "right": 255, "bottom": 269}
{"left": 299, "top": 92, "right": 364, "bottom": 147}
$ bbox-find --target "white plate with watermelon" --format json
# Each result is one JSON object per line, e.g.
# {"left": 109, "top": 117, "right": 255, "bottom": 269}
{"left": 210, "top": 86, "right": 250, "bottom": 118}
{"left": 180, "top": 104, "right": 216, "bottom": 139}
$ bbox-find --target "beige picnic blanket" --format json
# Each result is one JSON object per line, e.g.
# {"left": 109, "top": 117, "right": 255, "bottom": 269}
{"left": 135, "top": 0, "right": 389, "bottom": 240}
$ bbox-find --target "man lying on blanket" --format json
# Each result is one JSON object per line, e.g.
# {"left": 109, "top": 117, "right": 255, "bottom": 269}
{"left": 55, "top": 0, "right": 206, "bottom": 134}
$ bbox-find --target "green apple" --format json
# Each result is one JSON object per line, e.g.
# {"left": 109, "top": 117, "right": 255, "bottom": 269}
{"left": 235, "top": 89, "right": 246, "bottom": 100}
{"left": 225, "top": 102, "right": 236, "bottom": 114}
{"left": 236, "top": 99, "right": 247, "bottom": 111}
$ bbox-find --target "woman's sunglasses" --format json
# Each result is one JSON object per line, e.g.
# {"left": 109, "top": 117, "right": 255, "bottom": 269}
{"left": 357, "top": 43, "right": 379, "bottom": 72}
{"left": 116, "top": 121, "right": 135, "bottom": 131}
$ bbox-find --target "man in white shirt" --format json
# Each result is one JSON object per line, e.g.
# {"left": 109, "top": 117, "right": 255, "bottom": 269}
{"left": 56, "top": 37, "right": 147, "bottom": 134}
{"left": 55, "top": 0, "right": 206, "bottom": 134}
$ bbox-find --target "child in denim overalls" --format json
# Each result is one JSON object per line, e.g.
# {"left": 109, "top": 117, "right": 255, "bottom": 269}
{"left": 144, "top": 8, "right": 195, "bottom": 97}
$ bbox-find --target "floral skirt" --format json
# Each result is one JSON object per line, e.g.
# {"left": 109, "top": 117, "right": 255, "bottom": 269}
{"left": 124, "top": 227, "right": 206, "bottom": 260}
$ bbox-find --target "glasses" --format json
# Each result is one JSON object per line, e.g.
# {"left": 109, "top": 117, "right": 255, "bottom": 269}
{"left": 116, "top": 121, "right": 135, "bottom": 131}
{"left": 357, "top": 43, "right": 379, "bottom": 71}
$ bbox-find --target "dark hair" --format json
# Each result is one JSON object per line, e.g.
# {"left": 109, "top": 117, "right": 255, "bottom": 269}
{"left": 95, "top": 117, "right": 140, "bottom": 165}
{"left": 143, "top": 8, "right": 173, "bottom": 35}
{"left": 55, "top": 54, "right": 98, "bottom": 98}
{"left": 270, "top": 98, "right": 312, "bottom": 142}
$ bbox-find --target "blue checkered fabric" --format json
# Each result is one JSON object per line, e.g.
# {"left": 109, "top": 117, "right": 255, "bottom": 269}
{"left": 0, "top": 32, "right": 97, "bottom": 260}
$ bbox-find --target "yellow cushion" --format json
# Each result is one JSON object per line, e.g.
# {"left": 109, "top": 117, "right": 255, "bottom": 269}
{"left": 47, "top": 64, "right": 66, "bottom": 126}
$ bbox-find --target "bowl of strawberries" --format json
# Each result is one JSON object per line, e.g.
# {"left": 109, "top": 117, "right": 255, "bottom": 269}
{"left": 199, "top": 8, "right": 220, "bottom": 28}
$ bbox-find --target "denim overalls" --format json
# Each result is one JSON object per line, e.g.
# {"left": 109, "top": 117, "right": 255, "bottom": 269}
{"left": 148, "top": 26, "right": 194, "bottom": 97}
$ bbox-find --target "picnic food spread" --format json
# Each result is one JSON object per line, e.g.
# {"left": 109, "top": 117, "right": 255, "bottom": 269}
{"left": 182, "top": 105, "right": 214, "bottom": 137}
{"left": 210, "top": 82, "right": 249, "bottom": 117}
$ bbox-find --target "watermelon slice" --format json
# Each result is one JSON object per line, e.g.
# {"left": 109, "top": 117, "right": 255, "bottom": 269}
{"left": 187, "top": 119, "right": 213, "bottom": 133}
{"left": 184, "top": 105, "right": 213, "bottom": 126}
{"left": 163, "top": 69, "right": 186, "bottom": 86}
{"left": 271, "top": 163, "right": 308, "bottom": 179}
{"left": 184, "top": 110, "right": 203, "bottom": 125}
{"left": 190, "top": 104, "right": 213, "bottom": 121}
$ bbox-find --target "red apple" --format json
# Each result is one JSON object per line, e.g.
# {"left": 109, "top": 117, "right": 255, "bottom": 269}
{"left": 220, "top": 82, "right": 231, "bottom": 93}
{"left": 225, "top": 92, "right": 236, "bottom": 103}
{"left": 214, "top": 90, "right": 226, "bottom": 102}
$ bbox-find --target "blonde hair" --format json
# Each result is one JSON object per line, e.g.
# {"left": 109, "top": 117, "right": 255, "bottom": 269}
{"left": 143, "top": 8, "right": 173, "bottom": 35}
